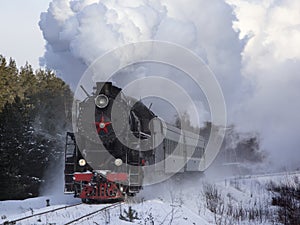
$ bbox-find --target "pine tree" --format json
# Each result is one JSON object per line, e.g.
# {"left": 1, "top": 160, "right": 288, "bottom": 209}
{"left": 0, "top": 55, "right": 73, "bottom": 200}
{"left": 0, "top": 56, "right": 19, "bottom": 111}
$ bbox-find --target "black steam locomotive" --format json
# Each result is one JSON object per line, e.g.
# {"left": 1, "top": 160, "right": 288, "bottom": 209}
{"left": 64, "top": 82, "right": 205, "bottom": 203}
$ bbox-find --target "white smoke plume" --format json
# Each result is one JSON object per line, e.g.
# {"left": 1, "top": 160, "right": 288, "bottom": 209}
{"left": 39, "top": 0, "right": 243, "bottom": 99}
{"left": 39, "top": 0, "right": 300, "bottom": 169}
{"left": 226, "top": 0, "right": 300, "bottom": 169}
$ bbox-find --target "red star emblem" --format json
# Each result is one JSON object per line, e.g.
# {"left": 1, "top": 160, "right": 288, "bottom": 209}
{"left": 95, "top": 114, "right": 111, "bottom": 134}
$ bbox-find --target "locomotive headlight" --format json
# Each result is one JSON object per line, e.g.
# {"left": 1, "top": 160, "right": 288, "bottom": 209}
{"left": 78, "top": 159, "right": 86, "bottom": 166}
{"left": 95, "top": 94, "right": 109, "bottom": 108}
{"left": 114, "top": 158, "right": 123, "bottom": 166}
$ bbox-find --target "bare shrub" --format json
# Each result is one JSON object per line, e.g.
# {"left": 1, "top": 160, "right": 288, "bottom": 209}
{"left": 203, "top": 183, "right": 224, "bottom": 214}
{"left": 268, "top": 181, "right": 300, "bottom": 225}
{"left": 202, "top": 182, "right": 273, "bottom": 224}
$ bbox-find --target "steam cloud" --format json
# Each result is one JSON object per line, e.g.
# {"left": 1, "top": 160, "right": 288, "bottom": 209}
{"left": 227, "top": 0, "right": 300, "bottom": 169}
{"left": 39, "top": 0, "right": 300, "bottom": 169}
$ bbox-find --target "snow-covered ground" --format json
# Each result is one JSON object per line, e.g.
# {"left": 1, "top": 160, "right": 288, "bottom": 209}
{"left": 0, "top": 195, "right": 211, "bottom": 224}
{"left": 1, "top": 171, "right": 299, "bottom": 225}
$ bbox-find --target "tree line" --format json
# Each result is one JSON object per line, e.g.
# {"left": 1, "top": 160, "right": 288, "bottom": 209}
{"left": 0, "top": 55, "right": 73, "bottom": 200}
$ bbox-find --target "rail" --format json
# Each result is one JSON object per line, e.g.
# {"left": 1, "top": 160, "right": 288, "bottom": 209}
{"left": 65, "top": 202, "right": 122, "bottom": 224}
{"left": 3, "top": 203, "right": 83, "bottom": 225}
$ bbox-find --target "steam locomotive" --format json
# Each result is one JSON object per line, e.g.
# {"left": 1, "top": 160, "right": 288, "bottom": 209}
{"left": 64, "top": 82, "right": 205, "bottom": 203}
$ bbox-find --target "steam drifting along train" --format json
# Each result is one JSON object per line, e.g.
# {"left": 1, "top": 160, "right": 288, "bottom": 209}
{"left": 64, "top": 82, "right": 206, "bottom": 203}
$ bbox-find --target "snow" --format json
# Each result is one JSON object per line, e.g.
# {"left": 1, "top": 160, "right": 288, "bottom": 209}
{"left": 0, "top": 195, "right": 79, "bottom": 218}
{"left": 1, "top": 172, "right": 300, "bottom": 224}
{"left": 0, "top": 196, "right": 210, "bottom": 225}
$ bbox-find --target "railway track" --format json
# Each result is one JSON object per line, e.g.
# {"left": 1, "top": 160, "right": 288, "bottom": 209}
{"left": 3, "top": 202, "right": 123, "bottom": 225}
{"left": 3, "top": 202, "right": 83, "bottom": 224}
{"left": 65, "top": 202, "right": 122, "bottom": 224}
{"left": 214, "top": 170, "right": 300, "bottom": 186}
{"left": 224, "top": 170, "right": 300, "bottom": 181}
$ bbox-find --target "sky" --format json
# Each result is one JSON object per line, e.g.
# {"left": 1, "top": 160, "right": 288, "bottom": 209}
{"left": 0, "top": 0, "right": 51, "bottom": 69}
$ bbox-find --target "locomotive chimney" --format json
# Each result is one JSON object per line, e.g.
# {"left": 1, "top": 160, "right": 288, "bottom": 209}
{"left": 96, "top": 82, "right": 112, "bottom": 95}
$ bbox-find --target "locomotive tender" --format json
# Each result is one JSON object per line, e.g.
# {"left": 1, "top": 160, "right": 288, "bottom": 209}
{"left": 64, "top": 82, "right": 206, "bottom": 203}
